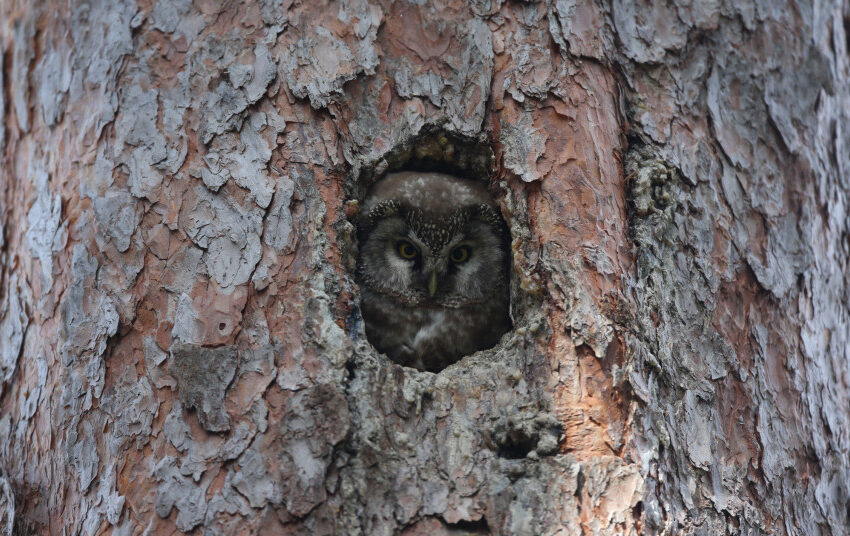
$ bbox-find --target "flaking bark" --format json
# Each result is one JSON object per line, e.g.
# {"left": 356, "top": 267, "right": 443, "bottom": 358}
{"left": 0, "top": 0, "right": 848, "bottom": 534}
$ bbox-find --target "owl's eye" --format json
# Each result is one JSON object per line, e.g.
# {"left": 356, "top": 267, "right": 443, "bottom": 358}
{"left": 397, "top": 240, "right": 419, "bottom": 260}
{"left": 450, "top": 246, "right": 470, "bottom": 263}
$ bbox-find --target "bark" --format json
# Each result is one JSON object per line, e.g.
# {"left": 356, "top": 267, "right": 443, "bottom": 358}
{"left": 0, "top": 0, "right": 848, "bottom": 535}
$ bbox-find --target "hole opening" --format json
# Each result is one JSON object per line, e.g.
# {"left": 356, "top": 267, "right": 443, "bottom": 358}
{"left": 343, "top": 127, "right": 520, "bottom": 373}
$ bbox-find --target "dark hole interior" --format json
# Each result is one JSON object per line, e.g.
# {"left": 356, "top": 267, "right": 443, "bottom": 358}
{"left": 493, "top": 426, "right": 539, "bottom": 459}
{"left": 632, "top": 500, "right": 644, "bottom": 521}
{"left": 444, "top": 516, "right": 490, "bottom": 534}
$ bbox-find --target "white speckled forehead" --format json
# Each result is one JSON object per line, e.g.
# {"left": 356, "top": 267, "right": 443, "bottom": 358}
{"left": 364, "top": 171, "right": 495, "bottom": 216}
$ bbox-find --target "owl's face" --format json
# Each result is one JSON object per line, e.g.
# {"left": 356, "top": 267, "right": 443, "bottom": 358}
{"left": 355, "top": 171, "right": 512, "bottom": 370}
{"left": 358, "top": 203, "right": 507, "bottom": 306}
{"left": 356, "top": 172, "right": 509, "bottom": 308}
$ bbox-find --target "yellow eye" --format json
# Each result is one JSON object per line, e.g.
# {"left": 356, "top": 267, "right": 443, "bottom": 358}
{"left": 397, "top": 241, "right": 419, "bottom": 259}
{"left": 450, "top": 246, "right": 470, "bottom": 263}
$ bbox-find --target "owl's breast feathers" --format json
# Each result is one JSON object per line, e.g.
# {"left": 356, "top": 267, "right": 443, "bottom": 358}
{"left": 361, "top": 288, "right": 511, "bottom": 372}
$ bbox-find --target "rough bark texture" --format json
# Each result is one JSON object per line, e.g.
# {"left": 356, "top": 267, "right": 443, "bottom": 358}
{"left": 0, "top": 0, "right": 848, "bottom": 535}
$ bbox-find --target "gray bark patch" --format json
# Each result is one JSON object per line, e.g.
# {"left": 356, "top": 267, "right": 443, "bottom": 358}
{"left": 0, "top": 476, "right": 13, "bottom": 536}
{"left": 0, "top": 276, "right": 28, "bottom": 387}
{"left": 59, "top": 245, "right": 119, "bottom": 366}
{"left": 171, "top": 293, "right": 204, "bottom": 345}
{"left": 11, "top": 17, "right": 34, "bottom": 132}
{"left": 94, "top": 190, "right": 139, "bottom": 252}
{"left": 36, "top": 47, "right": 72, "bottom": 126}
{"left": 612, "top": 1, "right": 688, "bottom": 63}
{"left": 169, "top": 343, "right": 238, "bottom": 432}
{"left": 67, "top": 416, "right": 100, "bottom": 491}
{"left": 197, "top": 111, "right": 285, "bottom": 208}
{"left": 264, "top": 171, "right": 296, "bottom": 250}
{"left": 284, "top": 5, "right": 381, "bottom": 109}
{"left": 153, "top": 455, "right": 208, "bottom": 531}
{"left": 500, "top": 114, "right": 546, "bottom": 182}
{"left": 182, "top": 185, "right": 264, "bottom": 290}
{"left": 25, "top": 169, "right": 63, "bottom": 287}
{"left": 101, "top": 368, "right": 158, "bottom": 451}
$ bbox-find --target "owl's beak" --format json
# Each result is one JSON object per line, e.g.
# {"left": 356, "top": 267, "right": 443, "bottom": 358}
{"left": 428, "top": 271, "right": 438, "bottom": 297}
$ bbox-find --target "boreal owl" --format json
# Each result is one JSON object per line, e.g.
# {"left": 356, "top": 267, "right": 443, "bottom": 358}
{"left": 356, "top": 171, "right": 511, "bottom": 372}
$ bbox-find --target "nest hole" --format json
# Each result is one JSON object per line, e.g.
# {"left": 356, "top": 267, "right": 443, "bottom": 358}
{"left": 342, "top": 127, "right": 519, "bottom": 373}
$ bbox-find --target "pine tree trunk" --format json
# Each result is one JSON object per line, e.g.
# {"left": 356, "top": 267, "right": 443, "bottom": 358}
{"left": 1, "top": 1, "right": 848, "bottom": 534}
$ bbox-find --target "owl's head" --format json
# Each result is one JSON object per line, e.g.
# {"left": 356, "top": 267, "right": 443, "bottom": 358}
{"left": 356, "top": 172, "right": 509, "bottom": 307}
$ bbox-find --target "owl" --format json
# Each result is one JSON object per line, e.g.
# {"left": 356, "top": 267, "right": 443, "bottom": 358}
{"left": 356, "top": 171, "right": 512, "bottom": 372}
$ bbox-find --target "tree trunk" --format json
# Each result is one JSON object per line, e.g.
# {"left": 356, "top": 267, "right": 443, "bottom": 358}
{"left": 1, "top": 0, "right": 848, "bottom": 534}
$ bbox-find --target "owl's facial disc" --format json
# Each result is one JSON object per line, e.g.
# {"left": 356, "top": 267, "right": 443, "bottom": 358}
{"left": 358, "top": 199, "right": 507, "bottom": 306}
